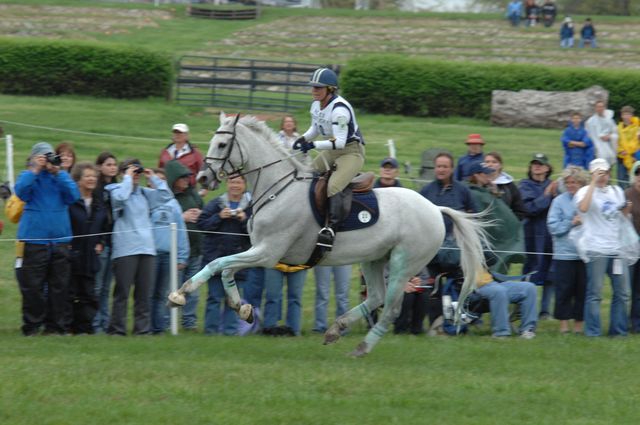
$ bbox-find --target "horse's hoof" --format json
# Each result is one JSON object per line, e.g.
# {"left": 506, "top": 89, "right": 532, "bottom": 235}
{"left": 323, "top": 323, "right": 343, "bottom": 345}
{"left": 167, "top": 291, "right": 186, "bottom": 307}
{"left": 239, "top": 304, "right": 254, "bottom": 324}
{"left": 348, "top": 341, "right": 369, "bottom": 358}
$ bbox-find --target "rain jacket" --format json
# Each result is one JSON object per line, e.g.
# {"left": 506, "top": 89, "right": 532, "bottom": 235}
{"left": 165, "top": 160, "right": 204, "bottom": 258}
{"left": 15, "top": 169, "right": 80, "bottom": 244}
{"left": 547, "top": 192, "right": 580, "bottom": 261}
{"left": 158, "top": 142, "right": 204, "bottom": 187}
{"left": 561, "top": 120, "right": 594, "bottom": 168}
{"left": 617, "top": 116, "right": 640, "bottom": 171}
{"left": 68, "top": 193, "right": 108, "bottom": 275}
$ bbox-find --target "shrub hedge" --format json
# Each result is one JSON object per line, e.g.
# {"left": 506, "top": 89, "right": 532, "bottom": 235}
{"left": 0, "top": 39, "right": 173, "bottom": 98}
{"left": 341, "top": 56, "right": 640, "bottom": 119}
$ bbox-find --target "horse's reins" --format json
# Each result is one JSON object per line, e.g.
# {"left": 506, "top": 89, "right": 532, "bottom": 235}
{"left": 204, "top": 115, "right": 312, "bottom": 219}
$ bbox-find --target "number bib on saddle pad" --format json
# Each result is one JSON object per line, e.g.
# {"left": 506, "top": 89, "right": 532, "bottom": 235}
{"left": 308, "top": 178, "right": 379, "bottom": 231}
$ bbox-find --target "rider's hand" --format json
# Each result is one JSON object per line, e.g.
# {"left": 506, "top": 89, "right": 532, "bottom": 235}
{"left": 296, "top": 140, "right": 315, "bottom": 154}
{"left": 292, "top": 136, "right": 306, "bottom": 151}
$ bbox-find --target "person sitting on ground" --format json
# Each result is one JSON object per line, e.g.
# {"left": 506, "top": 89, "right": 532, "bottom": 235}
{"left": 474, "top": 267, "right": 538, "bottom": 339}
{"left": 561, "top": 112, "right": 594, "bottom": 169}
{"left": 547, "top": 166, "right": 588, "bottom": 335}
{"left": 617, "top": 106, "right": 640, "bottom": 188}
{"left": 579, "top": 18, "right": 597, "bottom": 48}
{"left": 506, "top": 0, "right": 523, "bottom": 27}
{"left": 541, "top": 0, "right": 557, "bottom": 27}
{"left": 559, "top": 16, "right": 574, "bottom": 48}
{"left": 393, "top": 266, "right": 430, "bottom": 335}
{"left": 483, "top": 151, "right": 527, "bottom": 220}
{"left": 374, "top": 157, "right": 402, "bottom": 188}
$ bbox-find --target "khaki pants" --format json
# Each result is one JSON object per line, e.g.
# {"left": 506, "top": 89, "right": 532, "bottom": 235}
{"left": 313, "top": 142, "right": 365, "bottom": 197}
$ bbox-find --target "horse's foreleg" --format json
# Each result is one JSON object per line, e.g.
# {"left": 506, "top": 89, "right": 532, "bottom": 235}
{"left": 324, "top": 259, "right": 386, "bottom": 345}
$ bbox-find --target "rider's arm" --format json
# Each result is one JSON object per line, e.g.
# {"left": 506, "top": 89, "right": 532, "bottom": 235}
{"left": 313, "top": 108, "right": 350, "bottom": 150}
{"left": 301, "top": 123, "right": 318, "bottom": 142}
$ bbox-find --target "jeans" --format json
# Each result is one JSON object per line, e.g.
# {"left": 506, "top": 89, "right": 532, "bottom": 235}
{"left": 585, "top": 257, "right": 630, "bottom": 337}
{"left": 508, "top": 14, "right": 520, "bottom": 27}
{"left": 560, "top": 37, "right": 574, "bottom": 48}
{"left": 179, "top": 255, "right": 202, "bottom": 329}
{"left": 150, "top": 252, "right": 170, "bottom": 333}
{"left": 93, "top": 246, "right": 113, "bottom": 333}
{"left": 243, "top": 267, "right": 264, "bottom": 310}
{"left": 617, "top": 158, "right": 629, "bottom": 189}
{"left": 579, "top": 37, "right": 597, "bottom": 48}
{"left": 204, "top": 275, "right": 239, "bottom": 335}
{"left": 263, "top": 268, "right": 307, "bottom": 335}
{"left": 312, "top": 265, "right": 351, "bottom": 332}
{"left": 476, "top": 280, "right": 538, "bottom": 337}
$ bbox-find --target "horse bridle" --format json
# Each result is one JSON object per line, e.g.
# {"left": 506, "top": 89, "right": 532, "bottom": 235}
{"left": 203, "top": 114, "right": 310, "bottom": 218}
{"left": 204, "top": 113, "right": 245, "bottom": 182}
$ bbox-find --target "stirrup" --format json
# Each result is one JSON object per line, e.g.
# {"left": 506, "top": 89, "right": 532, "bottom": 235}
{"left": 317, "top": 227, "right": 335, "bottom": 251}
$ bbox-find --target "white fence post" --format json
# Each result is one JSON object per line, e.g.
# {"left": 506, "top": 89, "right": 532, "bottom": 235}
{"left": 386, "top": 139, "right": 396, "bottom": 158}
{"left": 170, "top": 222, "right": 178, "bottom": 336}
{"left": 6, "top": 134, "right": 14, "bottom": 190}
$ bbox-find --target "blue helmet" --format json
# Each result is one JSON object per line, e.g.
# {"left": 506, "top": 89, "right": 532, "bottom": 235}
{"left": 309, "top": 68, "right": 338, "bottom": 89}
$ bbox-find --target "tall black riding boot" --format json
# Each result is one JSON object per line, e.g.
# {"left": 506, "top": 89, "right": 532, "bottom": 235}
{"left": 318, "top": 188, "right": 352, "bottom": 251}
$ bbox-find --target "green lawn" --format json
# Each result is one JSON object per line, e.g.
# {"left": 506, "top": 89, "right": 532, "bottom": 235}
{"left": 1, "top": 2, "right": 640, "bottom": 424}
{"left": 0, "top": 93, "right": 634, "bottom": 425}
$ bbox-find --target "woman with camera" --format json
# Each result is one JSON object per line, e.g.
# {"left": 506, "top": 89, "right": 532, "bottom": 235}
{"left": 106, "top": 158, "right": 173, "bottom": 336}
{"left": 15, "top": 142, "right": 80, "bottom": 336}
{"left": 197, "top": 174, "right": 253, "bottom": 335}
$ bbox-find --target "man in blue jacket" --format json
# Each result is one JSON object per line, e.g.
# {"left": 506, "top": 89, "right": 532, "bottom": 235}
{"left": 16, "top": 141, "right": 80, "bottom": 336}
{"left": 561, "top": 112, "right": 594, "bottom": 169}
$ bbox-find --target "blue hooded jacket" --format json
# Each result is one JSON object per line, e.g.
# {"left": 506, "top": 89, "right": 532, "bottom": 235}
{"left": 16, "top": 169, "right": 80, "bottom": 244}
{"left": 561, "top": 120, "right": 593, "bottom": 168}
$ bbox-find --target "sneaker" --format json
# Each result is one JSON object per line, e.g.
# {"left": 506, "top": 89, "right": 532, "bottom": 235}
{"left": 520, "top": 330, "right": 536, "bottom": 339}
{"left": 538, "top": 312, "right": 551, "bottom": 321}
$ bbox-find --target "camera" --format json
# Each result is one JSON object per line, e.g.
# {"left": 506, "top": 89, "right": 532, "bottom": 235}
{"left": 230, "top": 209, "right": 238, "bottom": 217}
{"left": 132, "top": 164, "right": 144, "bottom": 175}
{"left": 45, "top": 152, "right": 62, "bottom": 166}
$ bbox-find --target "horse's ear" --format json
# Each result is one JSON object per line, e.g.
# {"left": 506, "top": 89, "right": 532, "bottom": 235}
{"left": 219, "top": 111, "right": 226, "bottom": 124}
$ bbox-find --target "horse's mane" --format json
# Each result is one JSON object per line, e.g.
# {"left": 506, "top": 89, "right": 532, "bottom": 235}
{"left": 235, "top": 115, "right": 311, "bottom": 172}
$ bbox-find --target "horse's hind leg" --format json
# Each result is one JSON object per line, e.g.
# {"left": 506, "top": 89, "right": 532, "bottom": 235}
{"left": 350, "top": 249, "right": 414, "bottom": 357}
{"left": 324, "top": 258, "right": 386, "bottom": 345}
{"left": 221, "top": 268, "right": 253, "bottom": 322}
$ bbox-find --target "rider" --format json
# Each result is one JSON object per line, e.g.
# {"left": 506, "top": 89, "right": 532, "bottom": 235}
{"left": 292, "top": 68, "right": 365, "bottom": 247}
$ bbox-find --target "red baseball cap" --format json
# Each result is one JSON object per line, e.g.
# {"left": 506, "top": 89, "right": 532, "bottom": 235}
{"left": 465, "top": 134, "right": 485, "bottom": 145}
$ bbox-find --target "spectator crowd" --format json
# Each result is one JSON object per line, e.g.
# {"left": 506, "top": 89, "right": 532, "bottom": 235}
{"left": 6, "top": 101, "right": 640, "bottom": 340}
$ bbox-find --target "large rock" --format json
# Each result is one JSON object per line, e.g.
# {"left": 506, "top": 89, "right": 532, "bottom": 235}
{"left": 491, "top": 86, "right": 609, "bottom": 129}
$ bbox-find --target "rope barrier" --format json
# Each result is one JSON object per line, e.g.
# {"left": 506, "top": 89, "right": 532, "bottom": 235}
{"left": 0, "top": 225, "right": 632, "bottom": 260}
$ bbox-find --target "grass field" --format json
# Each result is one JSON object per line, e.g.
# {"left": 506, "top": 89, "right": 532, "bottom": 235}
{"left": 2, "top": 1, "right": 640, "bottom": 424}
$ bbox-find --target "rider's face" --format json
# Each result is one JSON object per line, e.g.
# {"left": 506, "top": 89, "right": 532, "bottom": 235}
{"left": 311, "top": 86, "right": 329, "bottom": 102}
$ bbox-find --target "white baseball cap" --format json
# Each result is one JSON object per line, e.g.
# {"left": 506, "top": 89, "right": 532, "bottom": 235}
{"left": 172, "top": 123, "right": 189, "bottom": 133}
{"left": 588, "top": 158, "right": 610, "bottom": 173}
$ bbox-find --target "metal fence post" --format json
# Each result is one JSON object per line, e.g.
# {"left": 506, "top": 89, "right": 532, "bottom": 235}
{"left": 170, "top": 222, "right": 178, "bottom": 336}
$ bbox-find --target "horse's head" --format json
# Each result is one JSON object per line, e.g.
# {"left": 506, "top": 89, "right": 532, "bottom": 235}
{"left": 202, "top": 112, "right": 246, "bottom": 185}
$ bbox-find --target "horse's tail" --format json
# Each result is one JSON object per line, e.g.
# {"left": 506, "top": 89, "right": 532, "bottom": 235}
{"left": 438, "top": 207, "right": 492, "bottom": 327}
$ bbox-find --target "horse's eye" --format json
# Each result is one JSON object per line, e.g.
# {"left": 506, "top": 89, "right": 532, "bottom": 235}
{"left": 219, "top": 142, "right": 227, "bottom": 149}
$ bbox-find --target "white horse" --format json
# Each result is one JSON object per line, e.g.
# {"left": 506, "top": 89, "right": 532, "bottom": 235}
{"left": 170, "top": 113, "right": 488, "bottom": 356}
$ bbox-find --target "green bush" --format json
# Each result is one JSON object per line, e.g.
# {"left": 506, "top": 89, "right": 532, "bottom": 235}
{"left": 342, "top": 56, "right": 640, "bottom": 119}
{"left": 0, "top": 38, "right": 173, "bottom": 98}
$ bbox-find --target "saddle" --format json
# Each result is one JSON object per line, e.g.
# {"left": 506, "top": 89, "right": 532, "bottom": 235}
{"left": 313, "top": 172, "right": 375, "bottom": 213}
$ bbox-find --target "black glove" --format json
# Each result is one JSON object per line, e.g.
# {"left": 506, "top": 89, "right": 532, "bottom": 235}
{"left": 300, "top": 141, "right": 315, "bottom": 154}
{"left": 292, "top": 136, "right": 306, "bottom": 151}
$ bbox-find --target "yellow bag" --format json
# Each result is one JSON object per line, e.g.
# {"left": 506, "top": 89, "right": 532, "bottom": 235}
{"left": 4, "top": 194, "right": 25, "bottom": 224}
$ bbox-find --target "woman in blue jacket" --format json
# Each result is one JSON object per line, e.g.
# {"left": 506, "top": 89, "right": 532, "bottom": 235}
{"left": 519, "top": 153, "right": 558, "bottom": 319}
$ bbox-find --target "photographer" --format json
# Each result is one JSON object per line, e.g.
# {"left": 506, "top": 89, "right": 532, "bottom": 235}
{"left": 197, "top": 174, "right": 252, "bottom": 335}
{"left": 106, "top": 158, "right": 173, "bottom": 336}
{"left": 15, "top": 142, "right": 80, "bottom": 336}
